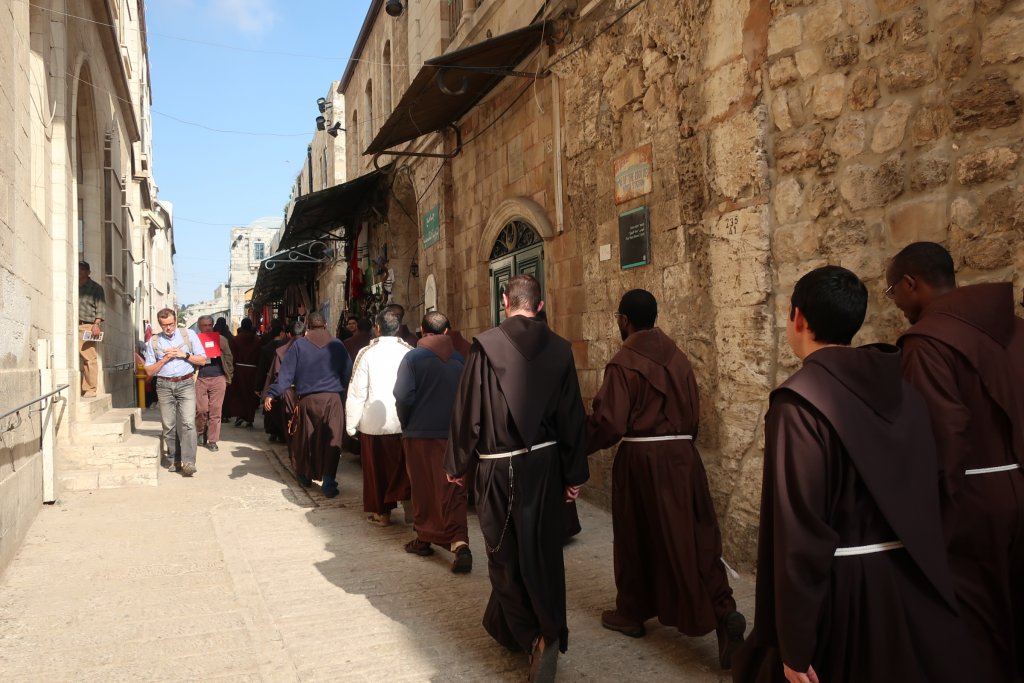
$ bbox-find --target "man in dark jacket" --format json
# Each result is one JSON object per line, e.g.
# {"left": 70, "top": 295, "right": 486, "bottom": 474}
{"left": 264, "top": 313, "right": 351, "bottom": 497}
{"left": 886, "top": 242, "right": 1024, "bottom": 682}
{"left": 734, "top": 265, "right": 972, "bottom": 683}
{"left": 445, "top": 274, "right": 587, "bottom": 683}
{"left": 394, "top": 311, "right": 471, "bottom": 573}
{"left": 586, "top": 289, "right": 744, "bottom": 668}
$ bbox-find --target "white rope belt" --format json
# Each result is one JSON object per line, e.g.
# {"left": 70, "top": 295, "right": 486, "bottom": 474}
{"left": 621, "top": 435, "right": 693, "bottom": 443}
{"left": 965, "top": 463, "right": 1021, "bottom": 476}
{"left": 235, "top": 363, "right": 257, "bottom": 368}
{"left": 834, "top": 541, "right": 904, "bottom": 557}
{"left": 478, "top": 440, "right": 557, "bottom": 460}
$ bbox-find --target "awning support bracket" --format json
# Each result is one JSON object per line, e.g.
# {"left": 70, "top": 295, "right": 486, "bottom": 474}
{"left": 263, "top": 240, "right": 335, "bottom": 271}
{"left": 372, "top": 124, "right": 462, "bottom": 170}
{"left": 434, "top": 65, "right": 550, "bottom": 96}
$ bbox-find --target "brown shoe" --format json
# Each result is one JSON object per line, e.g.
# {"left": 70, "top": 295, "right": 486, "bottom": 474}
{"left": 717, "top": 610, "right": 746, "bottom": 670}
{"left": 404, "top": 538, "right": 434, "bottom": 556}
{"left": 601, "top": 610, "right": 646, "bottom": 638}
{"left": 528, "top": 635, "right": 558, "bottom": 683}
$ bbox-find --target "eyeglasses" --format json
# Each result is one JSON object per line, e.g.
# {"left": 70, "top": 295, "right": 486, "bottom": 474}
{"left": 884, "top": 283, "right": 895, "bottom": 299}
{"left": 613, "top": 312, "right": 624, "bottom": 320}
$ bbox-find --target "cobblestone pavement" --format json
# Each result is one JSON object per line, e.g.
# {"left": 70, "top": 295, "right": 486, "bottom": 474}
{"left": 0, "top": 412, "right": 753, "bottom": 682}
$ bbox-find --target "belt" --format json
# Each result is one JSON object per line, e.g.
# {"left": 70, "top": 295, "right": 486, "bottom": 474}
{"left": 159, "top": 374, "right": 194, "bottom": 383}
{"left": 834, "top": 541, "right": 904, "bottom": 557}
{"left": 478, "top": 440, "right": 557, "bottom": 460}
{"left": 235, "top": 363, "right": 257, "bottom": 368}
{"left": 621, "top": 434, "right": 693, "bottom": 443}
{"left": 965, "top": 463, "right": 1021, "bottom": 476}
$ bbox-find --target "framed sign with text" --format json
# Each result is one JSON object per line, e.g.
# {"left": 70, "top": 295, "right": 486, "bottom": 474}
{"left": 618, "top": 206, "right": 650, "bottom": 270}
{"left": 613, "top": 144, "right": 653, "bottom": 205}
{"left": 422, "top": 204, "right": 440, "bottom": 248}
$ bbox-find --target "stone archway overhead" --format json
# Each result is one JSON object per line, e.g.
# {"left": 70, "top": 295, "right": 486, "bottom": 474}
{"left": 478, "top": 197, "right": 554, "bottom": 262}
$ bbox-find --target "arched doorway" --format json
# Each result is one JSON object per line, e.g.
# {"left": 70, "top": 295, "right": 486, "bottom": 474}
{"left": 489, "top": 220, "right": 544, "bottom": 326}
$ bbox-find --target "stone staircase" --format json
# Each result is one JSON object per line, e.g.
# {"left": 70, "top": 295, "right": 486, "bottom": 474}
{"left": 57, "top": 394, "right": 162, "bottom": 492}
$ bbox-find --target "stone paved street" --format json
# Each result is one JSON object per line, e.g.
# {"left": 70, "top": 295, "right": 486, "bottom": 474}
{"left": 0, "top": 412, "right": 753, "bottom": 682}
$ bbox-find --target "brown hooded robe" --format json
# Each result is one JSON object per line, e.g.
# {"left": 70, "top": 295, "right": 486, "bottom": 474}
{"left": 898, "top": 282, "right": 1024, "bottom": 682}
{"left": 733, "top": 345, "right": 972, "bottom": 683}
{"left": 445, "top": 315, "right": 588, "bottom": 654}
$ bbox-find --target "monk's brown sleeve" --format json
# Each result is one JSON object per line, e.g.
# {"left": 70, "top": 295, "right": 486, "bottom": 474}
{"left": 444, "top": 345, "right": 484, "bottom": 478}
{"left": 557, "top": 357, "right": 589, "bottom": 487}
{"left": 900, "top": 335, "right": 970, "bottom": 500}
{"left": 765, "top": 392, "right": 839, "bottom": 673}
{"left": 585, "top": 364, "right": 631, "bottom": 454}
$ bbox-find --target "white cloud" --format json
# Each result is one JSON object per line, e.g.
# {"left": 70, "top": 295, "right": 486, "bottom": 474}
{"left": 210, "top": 0, "right": 277, "bottom": 35}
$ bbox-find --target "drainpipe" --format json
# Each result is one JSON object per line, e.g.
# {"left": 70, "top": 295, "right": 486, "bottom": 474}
{"left": 551, "top": 73, "right": 565, "bottom": 234}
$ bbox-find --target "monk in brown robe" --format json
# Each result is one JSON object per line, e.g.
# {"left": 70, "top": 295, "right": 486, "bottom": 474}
{"left": 886, "top": 242, "right": 1024, "bottom": 683}
{"left": 394, "top": 311, "right": 471, "bottom": 573}
{"left": 734, "top": 265, "right": 972, "bottom": 683}
{"left": 264, "top": 312, "right": 351, "bottom": 497}
{"left": 224, "top": 318, "right": 262, "bottom": 426}
{"left": 586, "top": 289, "right": 744, "bottom": 668}
{"left": 341, "top": 318, "right": 373, "bottom": 456}
{"left": 445, "top": 274, "right": 587, "bottom": 683}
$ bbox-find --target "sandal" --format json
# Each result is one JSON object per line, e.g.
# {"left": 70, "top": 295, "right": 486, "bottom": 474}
{"left": 366, "top": 512, "right": 392, "bottom": 526}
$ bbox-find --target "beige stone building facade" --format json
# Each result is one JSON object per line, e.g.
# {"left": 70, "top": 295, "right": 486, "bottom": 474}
{"left": 0, "top": 0, "right": 174, "bottom": 572}
{"left": 259, "top": 0, "right": 1023, "bottom": 566}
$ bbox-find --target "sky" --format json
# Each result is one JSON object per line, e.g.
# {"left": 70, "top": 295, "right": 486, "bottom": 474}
{"left": 146, "top": 0, "right": 365, "bottom": 306}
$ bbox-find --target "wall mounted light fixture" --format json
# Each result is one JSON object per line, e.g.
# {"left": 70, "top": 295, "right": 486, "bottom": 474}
{"left": 385, "top": 0, "right": 404, "bottom": 17}
{"left": 317, "top": 97, "right": 327, "bottom": 113}
{"left": 316, "top": 116, "right": 326, "bottom": 130}
{"left": 327, "top": 122, "right": 344, "bottom": 137}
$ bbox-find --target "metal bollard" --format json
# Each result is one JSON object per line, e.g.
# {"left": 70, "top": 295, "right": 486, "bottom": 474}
{"left": 136, "top": 364, "right": 147, "bottom": 409}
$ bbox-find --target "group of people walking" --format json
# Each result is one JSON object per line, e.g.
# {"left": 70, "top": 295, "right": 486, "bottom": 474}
{"left": 139, "top": 238, "right": 1022, "bottom": 683}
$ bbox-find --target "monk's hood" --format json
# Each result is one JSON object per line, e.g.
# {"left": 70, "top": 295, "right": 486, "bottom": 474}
{"left": 418, "top": 333, "right": 455, "bottom": 361}
{"left": 922, "top": 282, "right": 1015, "bottom": 348}
{"left": 305, "top": 329, "right": 333, "bottom": 349}
{"left": 803, "top": 344, "right": 903, "bottom": 423}
{"left": 623, "top": 328, "right": 677, "bottom": 367}
{"left": 499, "top": 315, "right": 549, "bottom": 361}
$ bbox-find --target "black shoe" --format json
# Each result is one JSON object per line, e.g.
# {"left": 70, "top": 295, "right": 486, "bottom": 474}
{"left": 234, "top": 418, "right": 243, "bottom": 426}
{"left": 405, "top": 539, "right": 434, "bottom": 556}
{"left": 451, "top": 546, "right": 473, "bottom": 573}
{"left": 207, "top": 443, "right": 219, "bottom": 452}
{"left": 717, "top": 610, "right": 746, "bottom": 670}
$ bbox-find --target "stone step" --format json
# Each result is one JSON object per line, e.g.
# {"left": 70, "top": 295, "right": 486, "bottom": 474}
{"left": 57, "top": 432, "right": 161, "bottom": 493}
{"left": 72, "top": 408, "right": 141, "bottom": 444}
{"left": 77, "top": 394, "right": 112, "bottom": 420}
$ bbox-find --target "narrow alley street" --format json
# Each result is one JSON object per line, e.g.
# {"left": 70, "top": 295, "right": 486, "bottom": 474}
{"left": 0, "top": 413, "right": 752, "bottom": 682}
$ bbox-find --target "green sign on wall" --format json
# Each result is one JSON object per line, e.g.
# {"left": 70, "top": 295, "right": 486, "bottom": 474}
{"left": 422, "top": 204, "right": 440, "bottom": 248}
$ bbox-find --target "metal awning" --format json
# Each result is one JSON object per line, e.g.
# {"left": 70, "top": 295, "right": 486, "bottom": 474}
{"left": 250, "top": 241, "right": 329, "bottom": 305}
{"left": 365, "top": 21, "right": 551, "bottom": 155}
{"left": 280, "top": 164, "right": 393, "bottom": 246}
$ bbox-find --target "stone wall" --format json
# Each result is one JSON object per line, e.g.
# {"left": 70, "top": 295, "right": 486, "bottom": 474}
{"left": 355, "top": 0, "right": 1022, "bottom": 568}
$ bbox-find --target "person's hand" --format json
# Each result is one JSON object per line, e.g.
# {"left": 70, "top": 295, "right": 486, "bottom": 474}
{"left": 565, "top": 484, "right": 582, "bottom": 502}
{"left": 784, "top": 664, "right": 819, "bottom": 683}
{"left": 263, "top": 396, "right": 273, "bottom": 412}
{"left": 446, "top": 474, "right": 465, "bottom": 487}
{"left": 90, "top": 323, "right": 101, "bottom": 337}
{"left": 164, "top": 347, "right": 183, "bottom": 359}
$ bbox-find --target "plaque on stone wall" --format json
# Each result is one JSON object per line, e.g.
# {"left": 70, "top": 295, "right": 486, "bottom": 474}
{"left": 613, "top": 144, "right": 653, "bottom": 205}
{"left": 422, "top": 204, "right": 440, "bottom": 248}
{"left": 618, "top": 206, "right": 650, "bottom": 270}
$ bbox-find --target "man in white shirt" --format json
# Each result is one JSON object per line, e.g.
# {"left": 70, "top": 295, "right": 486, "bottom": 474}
{"left": 346, "top": 308, "right": 414, "bottom": 525}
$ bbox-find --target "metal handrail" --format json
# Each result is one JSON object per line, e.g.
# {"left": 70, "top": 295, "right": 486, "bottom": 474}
{"left": 0, "top": 384, "right": 70, "bottom": 423}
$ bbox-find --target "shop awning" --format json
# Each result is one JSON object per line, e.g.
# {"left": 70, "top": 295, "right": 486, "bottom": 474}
{"left": 250, "top": 241, "right": 330, "bottom": 305}
{"left": 280, "top": 164, "right": 393, "bottom": 246}
{"left": 365, "top": 21, "right": 551, "bottom": 155}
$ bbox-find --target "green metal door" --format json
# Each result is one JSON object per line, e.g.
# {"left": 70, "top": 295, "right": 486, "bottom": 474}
{"left": 487, "top": 229, "right": 544, "bottom": 327}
